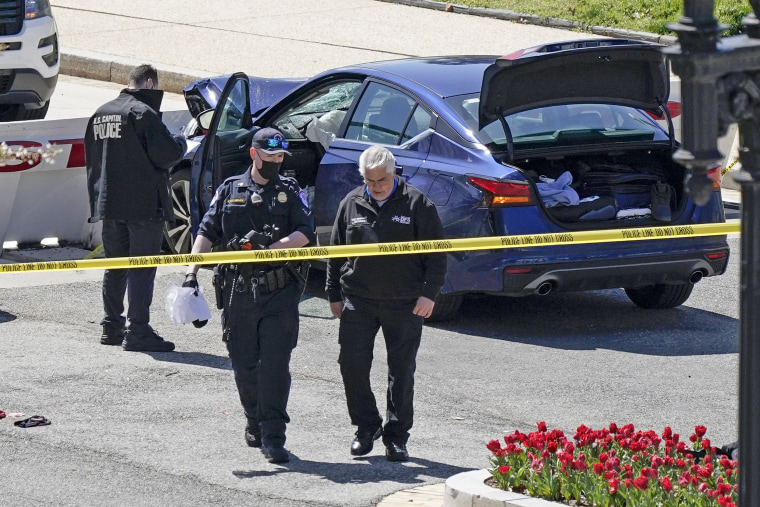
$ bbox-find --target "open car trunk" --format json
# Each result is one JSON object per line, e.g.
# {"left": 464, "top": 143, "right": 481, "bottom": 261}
{"left": 514, "top": 147, "right": 685, "bottom": 226}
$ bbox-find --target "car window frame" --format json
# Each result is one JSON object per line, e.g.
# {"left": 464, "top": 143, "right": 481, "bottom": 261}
{"left": 341, "top": 78, "right": 436, "bottom": 147}
{"left": 253, "top": 73, "right": 366, "bottom": 140}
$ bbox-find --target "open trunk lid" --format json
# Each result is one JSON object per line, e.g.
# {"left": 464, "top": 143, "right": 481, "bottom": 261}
{"left": 479, "top": 42, "right": 670, "bottom": 129}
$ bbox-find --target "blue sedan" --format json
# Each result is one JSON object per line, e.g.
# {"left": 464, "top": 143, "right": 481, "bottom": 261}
{"left": 164, "top": 38, "right": 729, "bottom": 321}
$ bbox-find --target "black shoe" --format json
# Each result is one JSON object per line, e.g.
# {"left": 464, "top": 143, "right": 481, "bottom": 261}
{"left": 350, "top": 426, "right": 382, "bottom": 456}
{"left": 385, "top": 442, "right": 409, "bottom": 462}
{"left": 122, "top": 330, "right": 175, "bottom": 352}
{"left": 264, "top": 445, "right": 289, "bottom": 463}
{"left": 100, "top": 325, "right": 125, "bottom": 346}
{"left": 245, "top": 425, "right": 262, "bottom": 448}
{"left": 651, "top": 182, "right": 673, "bottom": 221}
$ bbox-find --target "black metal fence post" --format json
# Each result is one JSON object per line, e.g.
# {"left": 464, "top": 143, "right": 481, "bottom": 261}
{"left": 666, "top": 1, "right": 760, "bottom": 504}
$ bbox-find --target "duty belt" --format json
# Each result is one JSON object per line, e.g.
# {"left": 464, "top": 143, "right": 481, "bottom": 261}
{"left": 226, "top": 264, "right": 292, "bottom": 295}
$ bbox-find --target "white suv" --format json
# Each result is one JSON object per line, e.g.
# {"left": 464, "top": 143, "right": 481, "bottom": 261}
{"left": 0, "top": 0, "right": 58, "bottom": 121}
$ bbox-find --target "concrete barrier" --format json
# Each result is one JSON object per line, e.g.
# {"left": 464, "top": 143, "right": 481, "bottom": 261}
{"left": 0, "top": 110, "right": 191, "bottom": 253}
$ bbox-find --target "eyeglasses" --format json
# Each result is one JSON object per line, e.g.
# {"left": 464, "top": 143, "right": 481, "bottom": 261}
{"left": 263, "top": 137, "right": 288, "bottom": 149}
{"left": 363, "top": 176, "right": 392, "bottom": 187}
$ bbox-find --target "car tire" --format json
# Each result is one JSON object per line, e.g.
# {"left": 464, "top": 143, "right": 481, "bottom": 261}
{"left": 0, "top": 102, "right": 50, "bottom": 122}
{"left": 163, "top": 168, "right": 193, "bottom": 254}
{"left": 426, "top": 293, "right": 463, "bottom": 322}
{"left": 624, "top": 282, "right": 694, "bottom": 309}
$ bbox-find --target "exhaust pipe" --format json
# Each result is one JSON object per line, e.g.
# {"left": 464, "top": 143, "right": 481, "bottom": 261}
{"left": 536, "top": 281, "right": 554, "bottom": 295}
{"left": 689, "top": 270, "right": 704, "bottom": 284}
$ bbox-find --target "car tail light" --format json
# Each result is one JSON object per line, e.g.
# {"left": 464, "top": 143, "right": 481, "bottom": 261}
{"left": 707, "top": 252, "right": 727, "bottom": 260}
{"left": 505, "top": 268, "right": 533, "bottom": 274}
{"left": 647, "top": 101, "right": 681, "bottom": 120}
{"left": 707, "top": 163, "right": 722, "bottom": 189}
{"left": 467, "top": 176, "right": 533, "bottom": 207}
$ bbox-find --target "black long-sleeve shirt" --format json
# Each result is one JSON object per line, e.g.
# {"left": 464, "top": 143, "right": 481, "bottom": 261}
{"left": 326, "top": 177, "right": 446, "bottom": 303}
{"left": 85, "top": 88, "right": 185, "bottom": 222}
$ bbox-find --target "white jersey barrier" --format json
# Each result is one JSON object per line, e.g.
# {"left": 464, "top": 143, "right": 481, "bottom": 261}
{"left": 0, "top": 110, "right": 191, "bottom": 252}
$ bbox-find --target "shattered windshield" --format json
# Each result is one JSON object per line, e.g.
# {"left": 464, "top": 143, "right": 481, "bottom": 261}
{"left": 272, "top": 81, "right": 362, "bottom": 137}
{"left": 446, "top": 94, "right": 668, "bottom": 152}
{"left": 290, "top": 82, "right": 362, "bottom": 116}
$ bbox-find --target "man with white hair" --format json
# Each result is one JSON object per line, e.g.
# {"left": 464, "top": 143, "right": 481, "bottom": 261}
{"left": 326, "top": 145, "right": 446, "bottom": 462}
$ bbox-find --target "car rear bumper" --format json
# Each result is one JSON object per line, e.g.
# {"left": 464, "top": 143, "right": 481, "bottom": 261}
{"left": 498, "top": 246, "right": 730, "bottom": 296}
{"left": 443, "top": 240, "right": 730, "bottom": 296}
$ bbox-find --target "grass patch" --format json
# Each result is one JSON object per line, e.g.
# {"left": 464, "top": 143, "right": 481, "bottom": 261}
{"left": 451, "top": 0, "right": 752, "bottom": 36}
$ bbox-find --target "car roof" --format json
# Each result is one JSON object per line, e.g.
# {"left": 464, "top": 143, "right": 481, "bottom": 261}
{"left": 346, "top": 56, "right": 498, "bottom": 98}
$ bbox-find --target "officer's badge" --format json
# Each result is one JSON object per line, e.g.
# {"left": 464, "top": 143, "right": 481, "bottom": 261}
{"left": 277, "top": 192, "right": 287, "bottom": 203}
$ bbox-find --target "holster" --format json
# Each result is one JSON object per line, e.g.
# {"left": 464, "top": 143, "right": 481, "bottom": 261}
{"left": 212, "top": 265, "right": 224, "bottom": 309}
{"left": 286, "top": 261, "right": 309, "bottom": 289}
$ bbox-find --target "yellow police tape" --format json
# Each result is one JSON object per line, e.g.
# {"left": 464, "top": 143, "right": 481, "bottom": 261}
{"left": 0, "top": 221, "right": 740, "bottom": 274}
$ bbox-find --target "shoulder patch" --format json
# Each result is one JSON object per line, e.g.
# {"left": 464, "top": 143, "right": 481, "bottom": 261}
{"left": 209, "top": 189, "right": 220, "bottom": 208}
{"left": 298, "top": 189, "right": 309, "bottom": 209}
{"left": 277, "top": 175, "right": 301, "bottom": 194}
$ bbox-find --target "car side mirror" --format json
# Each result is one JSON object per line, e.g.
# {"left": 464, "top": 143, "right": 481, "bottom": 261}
{"left": 197, "top": 109, "right": 214, "bottom": 131}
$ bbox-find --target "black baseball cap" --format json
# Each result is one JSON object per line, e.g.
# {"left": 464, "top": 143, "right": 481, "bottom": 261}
{"left": 251, "top": 127, "right": 291, "bottom": 155}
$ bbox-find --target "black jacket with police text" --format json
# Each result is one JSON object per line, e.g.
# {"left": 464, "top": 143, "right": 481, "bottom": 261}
{"left": 326, "top": 177, "right": 446, "bottom": 303}
{"left": 85, "top": 88, "right": 186, "bottom": 222}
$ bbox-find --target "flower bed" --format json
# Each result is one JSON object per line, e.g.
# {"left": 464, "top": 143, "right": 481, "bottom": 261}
{"left": 486, "top": 423, "right": 738, "bottom": 507}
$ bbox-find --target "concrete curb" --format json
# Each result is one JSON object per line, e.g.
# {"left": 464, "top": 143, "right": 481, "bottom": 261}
{"left": 60, "top": 47, "right": 215, "bottom": 95}
{"left": 375, "top": 0, "right": 678, "bottom": 46}
{"left": 445, "top": 469, "right": 562, "bottom": 506}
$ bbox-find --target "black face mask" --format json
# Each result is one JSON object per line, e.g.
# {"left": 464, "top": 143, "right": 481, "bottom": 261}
{"left": 258, "top": 160, "right": 281, "bottom": 180}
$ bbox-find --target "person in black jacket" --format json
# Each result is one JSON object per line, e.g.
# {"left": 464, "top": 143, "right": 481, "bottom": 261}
{"left": 326, "top": 145, "right": 446, "bottom": 462}
{"left": 85, "top": 64, "right": 186, "bottom": 352}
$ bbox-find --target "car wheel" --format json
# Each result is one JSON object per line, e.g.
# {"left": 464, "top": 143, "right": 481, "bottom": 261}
{"left": 426, "top": 293, "right": 463, "bottom": 322}
{"left": 624, "top": 282, "right": 694, "bottom": 309}
{"left": 163, "top": 168, "right": 193, "bottom": 254}
{"left": 0, "top": 102, "right": 49, "bottom": 122}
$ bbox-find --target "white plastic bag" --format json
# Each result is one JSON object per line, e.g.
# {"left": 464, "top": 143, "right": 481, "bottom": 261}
{"left": 165, "top": 282, "right": 212, "bottom": 325}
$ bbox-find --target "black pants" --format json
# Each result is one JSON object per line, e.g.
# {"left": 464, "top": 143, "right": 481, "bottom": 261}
{"left": 338, "top": 295, "right": 423, "bottom": 446}
{"left": 101, "top": 219, "right": 164, "bottom": 335}
{"left": 223, "top": 278, "right": 300, "bottom": 448}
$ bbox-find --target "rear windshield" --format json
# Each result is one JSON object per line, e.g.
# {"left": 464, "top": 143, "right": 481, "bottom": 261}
{"left": 445, "top": 94, "right": 669, "bottom": 152}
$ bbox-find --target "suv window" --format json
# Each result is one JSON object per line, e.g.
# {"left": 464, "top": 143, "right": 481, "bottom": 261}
{"left": 345, "top": 83, "right": 425, "bottom": 146}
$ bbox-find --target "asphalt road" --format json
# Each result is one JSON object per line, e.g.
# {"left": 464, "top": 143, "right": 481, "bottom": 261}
{"left": 0, "top": 232, "right": 740, "bottom": 506}
{"left": 0, "top": 1, "right": 742, "bottom": 505}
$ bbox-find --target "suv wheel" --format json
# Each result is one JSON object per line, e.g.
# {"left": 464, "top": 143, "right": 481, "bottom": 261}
{"left": 0, "top": 101, "right": 49, "bottom": 122}
{"left": 624, "top": 282, "right": 694, "bottom": 309}
{"left": 426, "top": 293, "right": 463, "bottom": 322}
{"left": 163, "top": 168, "right": 192, "bottom": 254}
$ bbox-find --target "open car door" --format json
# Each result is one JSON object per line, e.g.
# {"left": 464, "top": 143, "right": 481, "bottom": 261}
{"left": 190, "top": 72, "right": 253, "bottom": 233}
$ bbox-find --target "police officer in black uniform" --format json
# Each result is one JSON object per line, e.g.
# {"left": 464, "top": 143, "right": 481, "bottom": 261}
{"left": 183, "top": 128, "right": 314, "bottom": 464}
{"left": 327, "top": 145, "right": 446, "bottom": 462}
{"left": 85, "top": 64, "right": 186, "bottom": 352}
